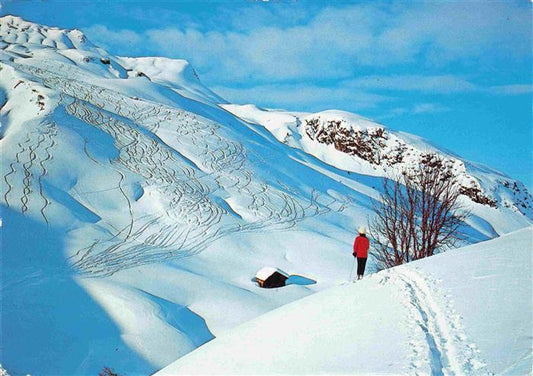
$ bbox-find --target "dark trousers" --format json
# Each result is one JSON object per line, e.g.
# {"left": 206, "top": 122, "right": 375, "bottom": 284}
{"left": 357, "top": 257, "right": 367, "bottom": 276}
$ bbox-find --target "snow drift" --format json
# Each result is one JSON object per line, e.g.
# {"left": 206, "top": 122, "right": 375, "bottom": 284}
{"left": 156, "top": 227, "right": 533, "bottom": 375}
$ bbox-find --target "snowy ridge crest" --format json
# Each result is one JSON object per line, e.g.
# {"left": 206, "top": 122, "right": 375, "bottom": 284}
{"left": 224, "top": 104, "right": 533, "bottom": 223}
{"left": 1, "top": 15, "right": 95, "bottom": 51}
{"left": 0, "top": 15, "right": 220, "bottom": 103}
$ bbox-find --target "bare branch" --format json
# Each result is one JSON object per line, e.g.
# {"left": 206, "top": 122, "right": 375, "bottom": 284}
{"left": 370, "top": 156, "right": 470, "bottom": 268}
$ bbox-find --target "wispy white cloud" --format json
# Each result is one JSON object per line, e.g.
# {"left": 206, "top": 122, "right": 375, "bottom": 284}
{"left": 346, "top": 75, "right": 478, "bottom": 94}
{"left": 211, "top": 83, "right": 394, "bottom": 111}
{"left": 375, "top": 1, "right": 531, "bottom": 65}
{"left": 81, "top": 2, "right": 531, "bottom": 124}
{"left": 345, "top": 75, "right": 532, "bottom": 96}
{"left": 83, "top": 1, "right": 531, "bottom": 85}
{"left": 412, "top": 103, "right": 451, "bottom": 114}
{"left": 212, "top": 76, "right": 531, "bottom": 111}
{"left": 375, "top": 103, "right": 451, "bottom": 120}
{"left": 84, "top": 24, "right": 143, "bottom": 52}
{"left": 488, "top": 85, "right": 533, "bottom": 96}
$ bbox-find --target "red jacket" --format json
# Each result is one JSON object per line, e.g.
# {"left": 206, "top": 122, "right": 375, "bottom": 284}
{"left": 353, "top": 235, "right": 369, "bottom": 258}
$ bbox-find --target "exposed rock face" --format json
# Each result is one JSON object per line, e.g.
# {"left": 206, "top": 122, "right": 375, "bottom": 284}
{"left": 305, "top": 118, "right": 387, "bottom": 165}
{"left": 304, "top": 117, "right": 531, "bottom": 213}
{"left": 459, "top": 186, "right": 498, "bottom": 207}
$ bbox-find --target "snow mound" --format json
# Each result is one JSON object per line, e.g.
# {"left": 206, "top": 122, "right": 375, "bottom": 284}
{"left": 156, "top": 227, "right": 533, "bottom": 375}
{"left": 117, "top": 56, "right": 225, "bottom": 104}
{"left": 119, "top": 57, "right": 197, "bottom": 82}
{"left": 303, "top": 109, "right": 385, "bottom": 132}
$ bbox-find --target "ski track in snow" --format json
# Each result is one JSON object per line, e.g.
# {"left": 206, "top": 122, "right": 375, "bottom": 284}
{"left": 2, "top": 119, "right": 57, "bottom": 225}
{"left": 387, "top": 268, "right": 487, "bottom": 376}
{"left": 5, "top": 61, "right": 345, "bottom": 277}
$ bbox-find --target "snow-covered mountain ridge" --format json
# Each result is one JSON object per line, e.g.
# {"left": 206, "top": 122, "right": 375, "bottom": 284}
{"left": 1, "top": 15, "right": 531, "bottom": 375}
{"left": 223, "top": 104, "right": 533, "bottom": 217}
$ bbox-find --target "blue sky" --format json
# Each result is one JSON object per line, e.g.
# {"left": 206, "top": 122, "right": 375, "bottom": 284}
{"left": 2, "top": 0, "right": 532, "bottom": 188}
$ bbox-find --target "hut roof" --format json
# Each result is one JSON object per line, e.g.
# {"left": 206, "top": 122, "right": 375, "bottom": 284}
{"left": 255, "top": 267, "right": 289, "bottom": 281}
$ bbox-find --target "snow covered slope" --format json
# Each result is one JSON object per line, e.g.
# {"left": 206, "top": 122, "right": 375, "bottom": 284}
{"left": 0, "top": 16, "right": 377, "bottom": 375}
{"left": 1, "top": 15, "right": 531, "bottom": 375}
{"left": 156, "top": 227, "right": 533, "bottom": 375}
{"left": 223, "top": 104, "right": 533, "bottom": 235}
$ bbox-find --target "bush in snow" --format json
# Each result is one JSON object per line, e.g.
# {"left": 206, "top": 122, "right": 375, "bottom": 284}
{"left": 370, "top": 157, "right": 469, "bottom": 269}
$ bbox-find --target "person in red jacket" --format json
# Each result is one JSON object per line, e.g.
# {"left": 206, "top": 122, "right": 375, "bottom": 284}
{"left": 353, "top": 226, "right": 369, "bottom": 280}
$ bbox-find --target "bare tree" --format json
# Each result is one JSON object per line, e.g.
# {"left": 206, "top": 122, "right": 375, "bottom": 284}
{"left": 370, "top": 157, "right": 470, "bottom": 270}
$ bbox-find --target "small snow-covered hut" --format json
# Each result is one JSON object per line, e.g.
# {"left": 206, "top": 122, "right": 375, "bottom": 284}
{"left": 255, "top": 267, "right": 289, "bottom": 288}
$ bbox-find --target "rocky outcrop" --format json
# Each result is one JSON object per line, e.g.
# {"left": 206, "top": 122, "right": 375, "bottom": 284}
{"left": 303, "top": 117, "right": 532, "bottom": 212}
